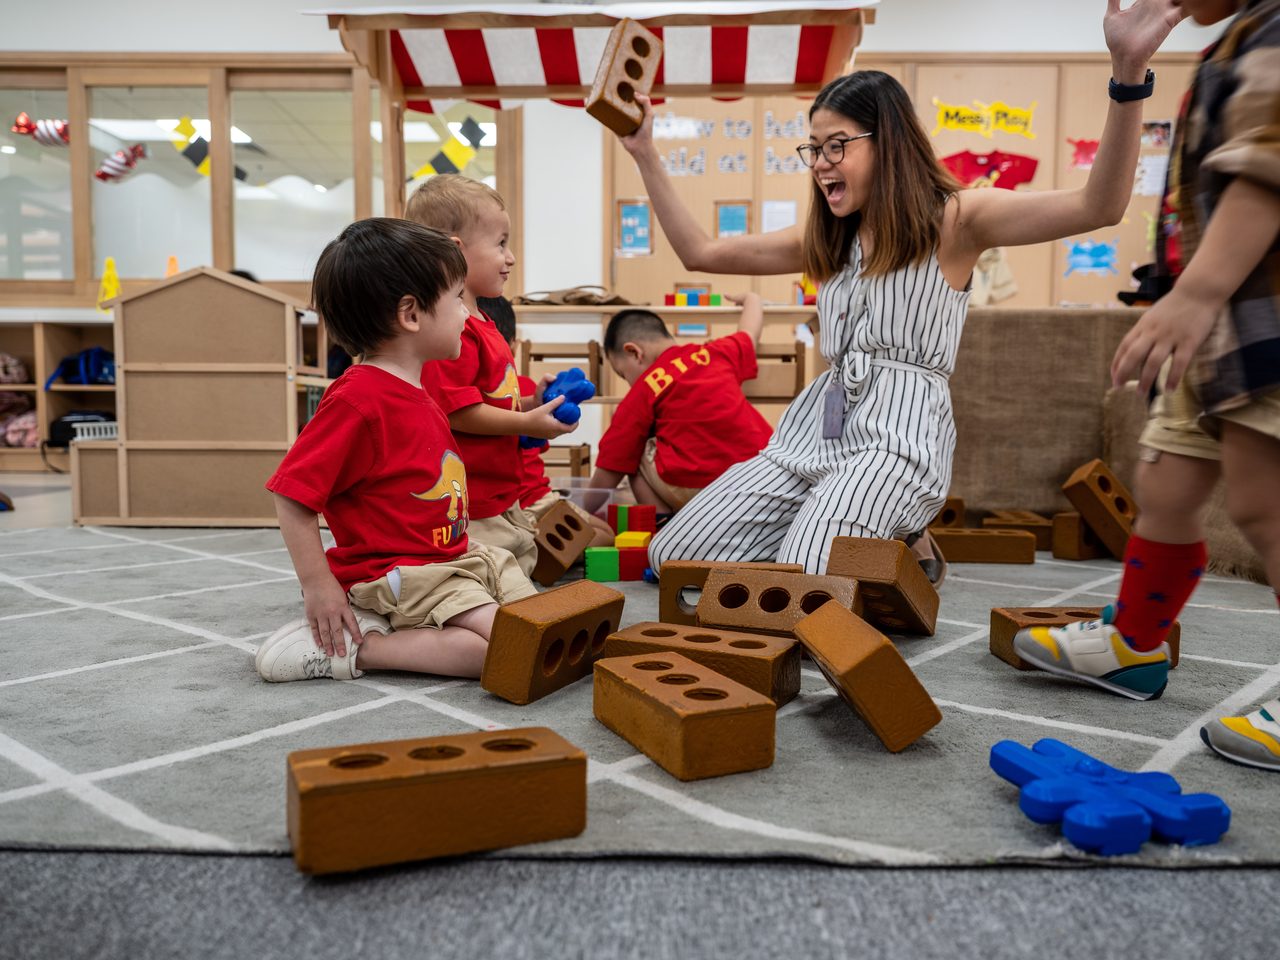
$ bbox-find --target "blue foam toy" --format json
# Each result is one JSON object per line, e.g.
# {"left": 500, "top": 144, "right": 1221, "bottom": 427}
{"left": 990, "top": 738, "right": 1230, "bottom": 856}
{"left": 643, "top": 567, "right": 659, "bottom": 584}
{"left": 543, "top": 367, "right": 596, "bottom": 425}
{"left": 519, "top": 436, "right": 549, "bottom": 450}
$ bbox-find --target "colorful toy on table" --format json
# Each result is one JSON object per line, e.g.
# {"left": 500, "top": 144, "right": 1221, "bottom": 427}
{"left": 519, "top": 367, "right": 596, "bottom": 449}
{"left": 990, "top": 738, "right": 1230, "bottom": 856}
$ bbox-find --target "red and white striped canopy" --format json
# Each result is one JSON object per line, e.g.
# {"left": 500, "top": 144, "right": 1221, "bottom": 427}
{"left": 318, "top": 2, "right": 877, "bottom": 114}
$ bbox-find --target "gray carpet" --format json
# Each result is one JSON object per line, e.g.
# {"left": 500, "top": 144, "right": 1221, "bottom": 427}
{"left": 1, "top": 525, "right": 1278, "bottom": 866}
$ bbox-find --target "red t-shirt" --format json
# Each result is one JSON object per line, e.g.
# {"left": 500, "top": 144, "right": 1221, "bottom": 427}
{"left": 420, "top": 313, "right": 521, "bottom": 519}
{"left": 596, "top": 332, "right": 774, "bottom": 488}
{"left": 266, "top": 364, "right": 470, "bottom": 591}
{"left": 516, "top": 374, "right": 553, "bottom": 507}
{"left": 940, "top": 150, "right": 1038, "bottom": 190}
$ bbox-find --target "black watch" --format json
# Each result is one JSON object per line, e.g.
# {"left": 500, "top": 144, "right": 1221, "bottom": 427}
{"left": 1109, "top": 69, "right": 1155, "bottom": 102}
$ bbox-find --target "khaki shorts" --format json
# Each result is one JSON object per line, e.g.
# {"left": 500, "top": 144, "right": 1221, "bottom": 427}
{"left": 639, "top": 438, "right": 702, "bottom": 510}
{"left": 522, "top": 490, "right": 596, "bottom": 528}
{"left": 347, "top": 543, "right": 537, "bottom": 632}
{"left": 467, "top": 503, "right": 538, "bottom": 577}
{"left": 1139, "top": 365, "right": 1280, "bottom": 462}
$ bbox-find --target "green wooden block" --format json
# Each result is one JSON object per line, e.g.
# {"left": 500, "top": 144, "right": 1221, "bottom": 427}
{"left": 710, "top": 293, "right": 722, "bottom": 306}
{"left": 585, "top": 546, "right": 620, "bottom": 581}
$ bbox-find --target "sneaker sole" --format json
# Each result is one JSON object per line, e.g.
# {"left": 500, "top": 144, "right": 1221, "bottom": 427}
{"left": 1013, "top": 634, "right": 1166, "bottom": 701}
{"left": 1200, "top": 727, "right": 1280, "bottom": 772}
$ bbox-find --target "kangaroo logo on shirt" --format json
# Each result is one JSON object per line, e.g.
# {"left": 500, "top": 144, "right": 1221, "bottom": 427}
{"left": 412, "top": 450, "right": 468, "bottom": 522}
{"left": 482, "top": 363, "right": 521, "bottom": 410}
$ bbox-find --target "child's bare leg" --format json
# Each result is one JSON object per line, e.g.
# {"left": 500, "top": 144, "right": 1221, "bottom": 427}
{"left": 1220, "top": 422, "right": 1280, "bottom": 588}
{"left": 629, "top": 472, "right": 673, "bottom": 513}
{"left": 355, "top": 602, "right": 498, "bottom": 679}
{"left": 1133, "top": 450, "right": 1220, "bottom": 542}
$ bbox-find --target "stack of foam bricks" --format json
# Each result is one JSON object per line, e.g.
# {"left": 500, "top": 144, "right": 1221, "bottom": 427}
{"left": 923, "top": 458, "right": 1137, "bottom": 564}
{"left": 584, "top": 503, "right": 658, "bottom": 581}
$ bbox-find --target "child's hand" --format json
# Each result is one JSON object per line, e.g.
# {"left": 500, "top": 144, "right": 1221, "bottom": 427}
{"left": 724, "top": 292, "right": 759, "bottom": 307}
{"left": 535, "top": 372, "right": 555, "bottom": 405}
{"left": 522, "top": 395, "right": 578, "bottom": 439}
{"left": 301, "top": 575, "right": 363, "bottom": 658}
{"left": 1103, "top": 0, "right": 1186, "bottom": 79}
{"left": 619, "top": 94, "right": 656, "bottom": 156}
{"left": 1110, "top": 287, "right": 1218, "bottom": 394}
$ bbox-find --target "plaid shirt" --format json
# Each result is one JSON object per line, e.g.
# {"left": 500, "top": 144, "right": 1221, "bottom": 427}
{"left": 1162, "top": 0, "right": 1280, "bottom": 417}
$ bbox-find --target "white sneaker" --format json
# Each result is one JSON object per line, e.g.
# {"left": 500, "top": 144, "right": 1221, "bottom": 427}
{"left": 1201, "top": 700, "right": 1280, "bottom": 772}
{"left": 1012, "top": 605, "right": 1169, "bottom": 701}
{"left": 255, "top": 611, "right": 390, "bottom": 682}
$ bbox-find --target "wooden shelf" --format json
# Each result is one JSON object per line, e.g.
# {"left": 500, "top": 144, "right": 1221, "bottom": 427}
{"left": 513, "top": 304, "right": 816, "bottom": 325}
{"left": 47, "top": 384, "right": 116, "bottom": 392}
{"left": 0, "top": 383, "right": 38, "bottom": 392}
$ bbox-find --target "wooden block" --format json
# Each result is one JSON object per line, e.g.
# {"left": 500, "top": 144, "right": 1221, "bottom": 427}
{"left": 627, "top": 503, "right": 657, "bottom": 533}
{"left": 929, "top": 528, "right": 1037, "bottom": 564}
{"left": 585, "top": 19, "right": 664, "bottom": 136}
{"left": 824, "top": 537, "right": 939, "bottom": 636}
{"left": 990, "top": 606, "right": 1181, "bottom": 670}
{"left": 615, "top": 530, "right": 651, "bottom": 549}
{"left": 286, "top": 727, "right": 586, "bottom": 874}
{"left": 1062, "top": 459, "right": 1136, "bottom": 559}
{"left": 982, "top": 510, "right": 1052, "bottom": 551}
{"left": 658, "top": 560, "right": 804, "bottom": 626}
{"left": 696, "top": 568, "right": 859, "bottom": 638}
{"left": 618, "top": 546, "right": 648, "bottom": 580}
{"left": 603, "top": 621, "right": 801, "bottom": 705}
{"left": 593, "top": 652, "right": 775, "bottom": 780}
{"left": 585, "top": 546, "right": 619, "bottom": 581}
{"left": 1052, "top": 511, "right": 1108, "bottom": 560}
{"left": 793, "top": 601, "right": 941, "bottom": 752}
{"left": 482, "top": 580, "right": 626, "bottom": 704}
{"left": 928, "top": 496, "right": 965, "bottom": 529}
{"left": 531, "top": 498, "right": 595, "bottom": 587}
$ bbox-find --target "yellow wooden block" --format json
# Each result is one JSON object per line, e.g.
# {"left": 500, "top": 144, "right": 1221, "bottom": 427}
{"left": 615, "top": 531, "right": 652, "bottom": 549}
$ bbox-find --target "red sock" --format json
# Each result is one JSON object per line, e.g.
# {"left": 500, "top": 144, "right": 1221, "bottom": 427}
{"left": 1112, "top": 535, "right": 1207, "bottom": 651}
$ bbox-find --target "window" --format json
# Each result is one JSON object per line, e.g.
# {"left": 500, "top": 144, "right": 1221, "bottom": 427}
{"left": 0, "top": 83, "right": 72, "bottom": 280}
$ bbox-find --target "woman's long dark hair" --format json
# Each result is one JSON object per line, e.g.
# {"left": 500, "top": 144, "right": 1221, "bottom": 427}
{"left": 802, "top": 70, "right": 960, "bottom": 284}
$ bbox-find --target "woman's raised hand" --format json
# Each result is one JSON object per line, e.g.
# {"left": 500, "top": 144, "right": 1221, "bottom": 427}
{"left": 1103, "top": 0, "right": 1187, "bottom": 79}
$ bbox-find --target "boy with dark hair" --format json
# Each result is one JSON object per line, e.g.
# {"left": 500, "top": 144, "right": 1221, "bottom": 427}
{"left": 589, "top": 294, "right": 774, "bottom": 512}
{"left": 256, "top": 218, "right": 537, "bottom": 684}
{"left": 409, "top": 176, "right": 575, "bottom": 578}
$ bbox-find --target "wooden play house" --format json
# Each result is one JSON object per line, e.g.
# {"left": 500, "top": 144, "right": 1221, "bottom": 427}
{"left": 71, "top": 267, "right": 323, "bottom": 525}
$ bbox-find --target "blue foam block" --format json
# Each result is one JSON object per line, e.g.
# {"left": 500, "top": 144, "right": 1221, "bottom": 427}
{"left": 990, "top": 738, "right": 1230, "bottom": 856}
{"left": 544, "top": 367, "right": 596, "bottom": 425}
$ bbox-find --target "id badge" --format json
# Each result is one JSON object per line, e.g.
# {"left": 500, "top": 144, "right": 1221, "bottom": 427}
{"left": 821, "top": 381, "right": 845, "bottom": 439}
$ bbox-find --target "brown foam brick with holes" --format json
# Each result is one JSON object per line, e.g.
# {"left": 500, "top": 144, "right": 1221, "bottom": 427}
{"left": 981, "top": 510, "right": 1052, "bottom": 551}
{"left": 1062, "top": 459, "right": 1135, "bottom": 559}
{"left": 286, "top": 726, "right": 586, "bottom": 874}
{"left": 825, "top": 536, "right": 939, "bottom": 636}
{"left": 658, "top": 560, "right": 804, "bottom": 626}
{"left": 602, "top": 621, "right": 800, "bottom": 705}
{"left": 695, "top": 568, "right": 858, "bottom": 638}
{"left": 928, "top": 496, "right": 966, "bottom": 529}
{"left": 793, "top": 601, "right": 941, "bottom": 752}
{"left": 531, "top": 498, "right": 596, "bottom": 587}
{"left": 929, "top": 527, "right": 1037, "bottom": 563}
{"left": 593, "top": 652, "right": 774, "bottom": 780}
{"left": 990, "top": 606, "right": 1180, "bottom": 670}
{"left": 584, "top": 19, "right": 664, "bottom": 136}
{"left": 482, "top": 580, "right": 626, "bottom": 705}
{"left": 1051, "top": 511, "right": 1108, "bottom": 560}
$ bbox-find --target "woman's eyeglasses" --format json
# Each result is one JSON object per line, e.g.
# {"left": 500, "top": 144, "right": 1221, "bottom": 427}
{"left": 795, "top": 132, "right": 874, "bottom": 168}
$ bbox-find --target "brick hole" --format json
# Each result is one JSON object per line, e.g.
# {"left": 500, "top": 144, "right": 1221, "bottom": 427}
{"left": 642, "top": 627, "right": 678, "bottom": 637}
{"left": 860, "top": 586, "right": 884, "bottom": 600}
{"left": 624, "top": 58, "right": 643, "bottom": 81}
{"left": 408, "top": 745, "right": 464, "bottom": 762}
{"left": 685, "top": 633, "right": 721, "bottom": 644}
{"left": 546, "top": 533, "right": 564, "bottom": 551}
{"left": 1114, "top": 495, "right": 1131, "bottom": 516}
{"left": 880, "top": 617, "right": 905, "bottom": 628}
{"left": 564, "top": 514, "right": 583, "bottom": 531}
{"left": 617, "top": 81, "right": 635, "bottom": 103}
{"left": 554, "top": 523, "right": 571, "bottom": 540}
{"left": 542, "top": 637, "right": 565, "bottom": 675}
{"left": 1023, "top": 611, "right": 1057, "bottom": 619}
{"left": 591, "top": 621, "right": 611, "bottom": 654}
{"left": 758, "top": 587, "right": 791, "bottom": 613}
{"left": 719, "top": 583, "right": 749, "bottom": 609}
{"left": 1065, "top": 610, "right": 1098, "bottom": 619}
{"left": 567, "top": 628, "right": 589, "bottom": 665}
{"left": 868, "top": 601, "right": 895, "bottom": 614}
{"left": 658, "top": 673, "right": 698, "bottom": 685}
{"left": 729, "top": 640, "right": 766, "bottom": 649}
{"left": 939, "top": 508, "right": 957, "bottom": 524}
{"left": 635, "top": 660, "right": 673, "bottom": 671}
{"left": 677, "top": 586, "right": 702, "bottom": 616}
{"left": 631, "top": 36, "right": 651, "bottom": 57}
{"left": 684, "top": 687, "right": 728, "bottom": 701}
{"left": 329, "top": 753, "right": 387, "bottom": 770}
{"left": 1095, "top": 475, "right": 1112, "bottom": 493}
{"left": 482, "top": 738, "right": 536, "bottom": 752}
{"left": 799, "top": 591, "right": 832, "bottom": 613}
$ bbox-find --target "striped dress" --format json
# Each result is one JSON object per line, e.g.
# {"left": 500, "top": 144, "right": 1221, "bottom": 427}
{"left": 648, "top": 235, "right": 971, "bottom": 574}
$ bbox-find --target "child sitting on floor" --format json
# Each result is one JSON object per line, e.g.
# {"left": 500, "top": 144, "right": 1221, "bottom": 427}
{"left": 588, "top": 294, "right": 774, "bottom": 513}
{"left": 256, "top": 219, "right": 536, "bottom": 684}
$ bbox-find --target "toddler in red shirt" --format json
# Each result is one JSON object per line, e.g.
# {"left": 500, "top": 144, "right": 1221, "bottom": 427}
{"left": 257, "top": 219, "right": 537, "bottom": 684}
{"left": 408, "top": 176, "right": 576, "bottom": 578}
{"left": 589, "top": 295, "right": 774, "bottom": 512}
